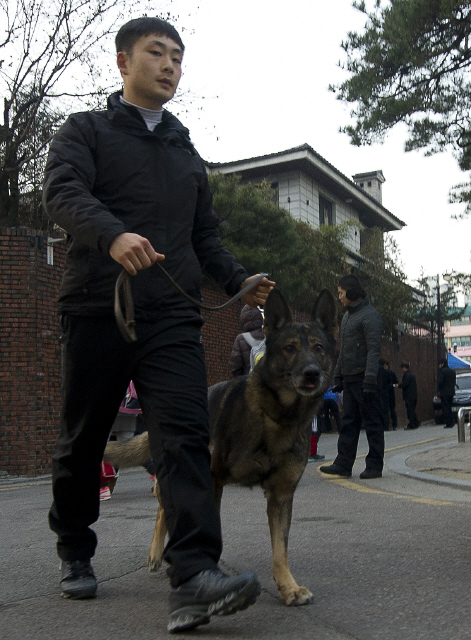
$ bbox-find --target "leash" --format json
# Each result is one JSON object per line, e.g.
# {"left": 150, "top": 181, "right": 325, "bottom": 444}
{"left": 114, "top": 262, "right": 268, "bottom": 343}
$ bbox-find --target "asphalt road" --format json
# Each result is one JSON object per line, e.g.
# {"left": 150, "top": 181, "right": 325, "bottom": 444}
{"left": 2, "top": 424, "right": 471, "bottom": 640}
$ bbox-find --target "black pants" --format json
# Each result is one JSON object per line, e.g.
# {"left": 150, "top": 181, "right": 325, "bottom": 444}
{"left": 441, "top": 395, "right": 454, "bottom": 428}
{"left": 334, "top": 380, "right": 384, "bottom": 472}
{"left": 322, "top": 399, "right": 341, "bottom": 432}
{"left": 49, "top": 314, "right": 221, "bottom": 587}
{"left": 381, "top": 392, "right": 398, "bottom": 430}
{"left": 388, "top": 392, "right": 398, "bottom": 429}
{"left": 405, "top": 398, "right": 419, "bottom": 428}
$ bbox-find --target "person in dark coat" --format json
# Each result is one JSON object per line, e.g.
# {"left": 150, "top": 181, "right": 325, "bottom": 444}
{"left": 320, "top": 275, "right": 384, "bottom": 480}
{"left": 438, "top": 358, "right": 457, "bottom": 428}
{"left": 228, "top": 305, "right": 264, "bottom": 377}
{"left": 42, "top": 17, "right": 273, "bottom": 632}
{"left": 399, "top": 362, "right": 420, "bottom": 429}
{"left": 384, "top": 360, "right": 398, "bottom": 430}
{"left": 379, "top": 359, "right": 398, "bottom": 430}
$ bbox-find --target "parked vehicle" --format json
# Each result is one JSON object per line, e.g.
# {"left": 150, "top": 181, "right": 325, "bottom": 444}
{"left": 433, "top": 370, "right": 471, "bottom": 424}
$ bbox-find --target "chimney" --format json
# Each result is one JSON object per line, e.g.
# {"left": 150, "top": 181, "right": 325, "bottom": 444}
{"left": 352, "top": 170, "right": 385, "bottom": 205}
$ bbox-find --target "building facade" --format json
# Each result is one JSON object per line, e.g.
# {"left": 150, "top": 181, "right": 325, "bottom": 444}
{"left": 444, "top": 304, "right": 471, "bottom": 362}
{"left": 206, "top": 144, "right": 405, "bottom": 260}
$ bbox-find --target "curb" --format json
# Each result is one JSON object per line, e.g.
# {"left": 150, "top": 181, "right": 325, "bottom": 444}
{"left": 0, "top": 474, "right": 52, "bottom": 488}
{"left": 0, "top": 467, "right": 142, "bottom": 489}
{"left": 387, "top": 442, "right": 471, "bottom": 492}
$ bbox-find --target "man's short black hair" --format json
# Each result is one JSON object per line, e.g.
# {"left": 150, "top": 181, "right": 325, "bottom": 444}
{"left": 338, "top": 274, "right": 366, "bottom": 301}
{"left": 438, "top": 357, "right": 448, "bottom": 367}
{"left": 115, "top": 17, "right": 185, "bottom": 56}
{"left": 400, "top": 362, "right": 410, "bottom": 369}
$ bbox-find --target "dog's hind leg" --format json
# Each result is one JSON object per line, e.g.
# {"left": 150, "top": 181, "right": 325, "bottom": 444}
{"left": 148, "top": 480, "right": 167, "bottom": 572}
{"left": 265, "top": 486, "right": 314, "bottom": 606}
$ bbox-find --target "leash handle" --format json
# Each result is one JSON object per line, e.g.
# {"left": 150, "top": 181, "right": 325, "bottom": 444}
{"left": 114, "top": 264, "right": 269, "bottom": 343}
{"left": 114, "top": 269, "right": 137, "bottom": 343}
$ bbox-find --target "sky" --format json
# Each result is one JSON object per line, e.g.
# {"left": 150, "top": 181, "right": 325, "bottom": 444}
{"left": 124, "top": 0, "right": 471, "bottom": 286}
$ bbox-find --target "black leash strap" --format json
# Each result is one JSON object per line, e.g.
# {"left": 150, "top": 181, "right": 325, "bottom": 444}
{"left": 114, "top": 262, "right": 268, "bottom": 343}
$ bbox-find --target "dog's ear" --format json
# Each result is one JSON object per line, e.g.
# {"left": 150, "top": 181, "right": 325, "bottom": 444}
{"left": 312, "top": 289, "right": 338, "bottom": 338}
{"left": 263, "top": 289, "right": 292, "bottom": 334}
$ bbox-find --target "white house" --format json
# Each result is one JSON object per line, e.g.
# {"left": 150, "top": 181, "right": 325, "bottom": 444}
{"left": 206, "top": 144, "right": 405, "bottom": 263}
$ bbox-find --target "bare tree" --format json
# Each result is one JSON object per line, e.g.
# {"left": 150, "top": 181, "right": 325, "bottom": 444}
{"left": 0, "top": 0, "right": 169, "bottom": 227}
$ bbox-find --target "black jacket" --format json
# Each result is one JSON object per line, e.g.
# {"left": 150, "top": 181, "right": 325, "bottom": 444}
{"left": 438, "top": 366, "right": 456, "bottom": 397}
{"left": 42, "top": 92, "right": 248, "bottom": 319}
{"left": 334, "top": 298, "right": 382, "bottom": 386}
{"left": 383, "top": 368, "right": 398, "bottom": 398}
{"left": 400, "top": 370, "right": 417, "bottom": 403}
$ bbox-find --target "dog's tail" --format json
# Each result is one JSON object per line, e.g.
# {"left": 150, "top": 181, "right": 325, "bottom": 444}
{"left": 104, "top": 431, "right": 151, "bottom": 468}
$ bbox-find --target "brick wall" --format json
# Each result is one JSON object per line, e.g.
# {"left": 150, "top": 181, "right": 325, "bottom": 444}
{"left": 0, "top": 228, "right": 65, "bottom": 478}
{"left": 0, "top": 227, "right": 438, "bottom": 477}
{"left": 381, "top": 332, "right": 436, "bottom": 428}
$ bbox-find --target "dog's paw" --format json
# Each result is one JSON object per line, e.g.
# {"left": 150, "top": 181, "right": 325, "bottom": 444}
{"left": 147, "top": 556, "right": 162, "bottom": 572}
{"left": 282, "top": 586, "right": 314, "bottom": 606}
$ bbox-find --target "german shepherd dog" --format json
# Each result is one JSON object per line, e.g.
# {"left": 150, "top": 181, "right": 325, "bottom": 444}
{"left": 105, "top": 288, "right": 337, "bottom": 606}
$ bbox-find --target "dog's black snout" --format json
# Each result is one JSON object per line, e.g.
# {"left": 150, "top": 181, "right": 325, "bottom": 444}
{"left": 303, "top": 365, "right": 320, "bottom": 383}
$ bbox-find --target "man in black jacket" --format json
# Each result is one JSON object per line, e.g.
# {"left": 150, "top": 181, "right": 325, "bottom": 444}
{"left": 399, "top": 363, "right": 420, "bottom": 429}
{"left": 42, "top": 17, "right": 274, "bottom": 633}
{"left": 320, "top": 275, "right": 384, "bottom": 480}
{"left": 438, "top": 358, "right": 457, "bottom": 428}
{"left": 381, "top": 359, "right": 398, "bottom": 430}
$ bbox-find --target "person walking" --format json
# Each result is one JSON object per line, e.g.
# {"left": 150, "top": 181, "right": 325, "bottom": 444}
{"left": 320, "top": 275, "right": 384, "bottom": 480}
{"left": 399, "top": 363, "right": 420, "bottom": 430}
{"left": 228, "top": 305, "right": 264, "bottom": 377}
{"left": 438, "top": 358, "right": 456, "bottom": 428}
{"left": 42, "top": 16, "right": 274, "bottom": 634}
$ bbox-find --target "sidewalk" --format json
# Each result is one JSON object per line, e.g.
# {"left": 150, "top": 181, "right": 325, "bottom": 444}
{"left": 2, "top": 425, "right": 471, "bottom": 492}
{"left": 387, "top": 438, "right": 471, "bottom": 490}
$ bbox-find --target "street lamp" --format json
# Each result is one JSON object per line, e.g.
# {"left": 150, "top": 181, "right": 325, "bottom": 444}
{"left": 436, "top": 274, "right": 442, "bottom": 373}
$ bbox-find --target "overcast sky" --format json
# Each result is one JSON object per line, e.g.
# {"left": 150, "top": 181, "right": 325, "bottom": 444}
{"left": 127, "top": 0, "right": 471, "bottom": 286}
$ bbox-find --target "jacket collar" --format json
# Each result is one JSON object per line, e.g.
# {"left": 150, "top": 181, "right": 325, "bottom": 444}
{"left": 347, "top": 297, "right": 369, "bottom": 314}
{"left": 106, "top": 91, "right": 196, "bottom": 154}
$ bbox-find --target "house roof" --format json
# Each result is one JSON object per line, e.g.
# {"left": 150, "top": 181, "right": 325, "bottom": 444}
{"left": 205, "top": 143, "right": 406, "bottom": 232}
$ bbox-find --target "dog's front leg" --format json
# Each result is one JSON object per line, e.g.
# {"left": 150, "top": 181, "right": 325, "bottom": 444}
{"left": 148, "top": 480, "right": 167, "bottom": 572}
{"left": 265, "top": 487, "right": 314, "bottom": 606}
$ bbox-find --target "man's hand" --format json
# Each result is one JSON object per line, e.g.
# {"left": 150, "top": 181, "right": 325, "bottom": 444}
{"left": 109, "top": 233, "right": 164, "bottom": 275}
{"left": 240, "top": 274, "right": 276, "bottom": 308}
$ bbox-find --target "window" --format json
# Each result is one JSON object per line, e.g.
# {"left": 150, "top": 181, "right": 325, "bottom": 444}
{"left": 456, "top": 375, "right": 471, "bottom": 390}
{"left": 270, "top": 182, "right": 279, "bottom": 206}
{"left": 319, "top": 195, "right": 334, "bottom": 226}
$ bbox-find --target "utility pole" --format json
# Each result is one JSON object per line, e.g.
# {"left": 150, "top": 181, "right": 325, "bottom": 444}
{"left": 436, "top": 274, "right": 442, "bottom": 384}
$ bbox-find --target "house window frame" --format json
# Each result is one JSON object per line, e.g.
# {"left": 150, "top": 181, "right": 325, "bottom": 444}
{"left": 319, "top": 194, "right": 335, "bottom": 226}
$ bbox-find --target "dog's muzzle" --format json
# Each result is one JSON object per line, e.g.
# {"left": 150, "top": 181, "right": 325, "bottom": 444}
{"left": 293, "top": 365, "right": 323, "bottom": 396}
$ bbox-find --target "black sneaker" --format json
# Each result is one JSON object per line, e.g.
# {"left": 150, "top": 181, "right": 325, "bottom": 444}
{"left": 319, "top": 464, "right": 352, "bottom": 477}
{"left": 168, "top": 569, "right": 261, "bottom": 633}
{"left": 359, "top": 469, "right": 382, "bottom": 479}
{"left": 60, "top": 560, "right": 97, "bottom": 599}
